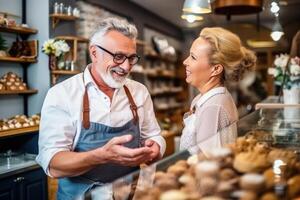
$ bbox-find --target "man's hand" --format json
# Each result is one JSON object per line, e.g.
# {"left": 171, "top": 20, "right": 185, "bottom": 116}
{"left": 144, "top": 139, "right": 161, "bottom": 164}
{"left": 90, "top": 135, "right": 154, "bottom": 166}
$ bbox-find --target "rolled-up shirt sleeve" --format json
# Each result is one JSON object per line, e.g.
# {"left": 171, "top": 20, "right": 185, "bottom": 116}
{"left": 140, "top": 90, "right": 166, "bottom": 156}
{"left": 36, "top": 86, "right": 76, "bottom": 176}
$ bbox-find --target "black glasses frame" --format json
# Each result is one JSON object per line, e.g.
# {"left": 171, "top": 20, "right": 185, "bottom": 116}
{"left": 95, "top": 45, "right": 140, "bottom": 65}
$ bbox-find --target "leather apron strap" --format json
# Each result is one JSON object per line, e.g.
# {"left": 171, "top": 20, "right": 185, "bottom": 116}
{"left": 123, "top": 85, "right": 139, "bottom": 125}
{"left": 83, "top": 88, "right": 90, "bottom": 129}
{"left": 82, "top": 85, "right": 139, "bottom": 129}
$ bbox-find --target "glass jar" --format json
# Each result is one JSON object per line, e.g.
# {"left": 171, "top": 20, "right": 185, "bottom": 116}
{"left": 67, "top": 6, "right": 72, "bottom": 16}
{"left": 59, "top": 3, "right": 64, "bottom": 14}
{"left": 53, "top": 2, "right": 59, "bottom": 14}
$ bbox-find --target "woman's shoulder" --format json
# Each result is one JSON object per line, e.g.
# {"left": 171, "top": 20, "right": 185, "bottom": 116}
{"left": 196, "top": 89, "right": 238, "bottom": 118}
{"left": 195, "top": 88, "right": 234, "bottom": 108}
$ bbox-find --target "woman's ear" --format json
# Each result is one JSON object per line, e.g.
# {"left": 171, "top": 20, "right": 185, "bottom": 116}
{"left": 211, "top": 64, "right": 224, "bottom": 76}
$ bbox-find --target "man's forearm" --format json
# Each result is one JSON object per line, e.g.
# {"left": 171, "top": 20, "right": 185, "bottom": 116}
{"left": 49, "top": 150, "right": 103, "bottom": 178}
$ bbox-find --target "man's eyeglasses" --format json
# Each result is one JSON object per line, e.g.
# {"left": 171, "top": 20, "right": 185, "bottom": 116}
{"left": 95, "top": 45, "right": 140, "bottom": 65}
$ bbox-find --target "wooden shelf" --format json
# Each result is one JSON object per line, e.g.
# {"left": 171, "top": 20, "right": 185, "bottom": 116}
{"left": 147, "top": 73, "right": 177, "bottom": 79}
{"left": 54, "top": 36, "right": 89, "bottom": 64}
{"left": 0, "top": 89, "right": 38, "bottom": 95}
{"left": 136, "top": 39, "right": 146, "bottom": 46}
{"left": 0, "top": 56, "right": 37, "bottom": 63}
{"left": 151, "top": 90, "right": 182, "bottom": 97}
{"left": 0, "top": 126, "right": 39, "bottom": 138}
{"left": 145, "top": 54, "right": 176, "bottom": 64}
{"left": 0, "top": 25, "right": 37, "bottom": 35}
{"left": 51, "top": 70, "right": 81, "bottom": 75}
{"left": 51, "top": 70, "right": 81, "bottom": 85}
{"left": 155, "top": 104, "right": 184, "bottom": 111}
{"left": 50, "top": 14, "right": 79, "bottom": 29}
{"left": 55, "top": 35, "right": 89, "bottom": 43}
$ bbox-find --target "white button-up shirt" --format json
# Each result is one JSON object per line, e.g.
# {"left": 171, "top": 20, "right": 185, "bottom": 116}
{"left": 36, "top": 65, "right": 166, "bottom": 176}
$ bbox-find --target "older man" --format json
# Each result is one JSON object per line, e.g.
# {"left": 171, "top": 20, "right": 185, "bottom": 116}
{"left": 37, "top": 17, "right": 166, "bottom": 199}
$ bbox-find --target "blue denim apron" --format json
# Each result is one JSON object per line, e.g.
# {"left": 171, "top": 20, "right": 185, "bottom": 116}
{"left": 57, "top": 84, "right": 140, "bottom": 200}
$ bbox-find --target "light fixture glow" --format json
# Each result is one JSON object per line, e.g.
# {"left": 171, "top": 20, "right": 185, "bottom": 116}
{"left": 271, "top": 31, "right": 284, "bottom": 41}
{"left": 181, "top": 13, "right": 203, "bottom": 23}
{"left": 270, "top": 4, "right": 280, "bottom": 13}
{"left": 182, "top": 0, "right": 212, "bottom": 14}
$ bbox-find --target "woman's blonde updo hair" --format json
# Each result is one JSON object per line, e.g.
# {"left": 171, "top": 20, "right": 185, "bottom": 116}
{"left": 199, "top": 27, "right": 256, "bottom": 81}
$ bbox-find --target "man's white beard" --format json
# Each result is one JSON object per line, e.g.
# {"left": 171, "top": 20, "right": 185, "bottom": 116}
{"left": 98, "top": 67, "right": 128, "bottom": 89}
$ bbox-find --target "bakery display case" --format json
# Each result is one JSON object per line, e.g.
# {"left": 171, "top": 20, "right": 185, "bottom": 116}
{"left": 238, "top": 107, "right": 300, "bottom": 151}
{"left": 82, "top": 107, "right": 300, "bottom": 200}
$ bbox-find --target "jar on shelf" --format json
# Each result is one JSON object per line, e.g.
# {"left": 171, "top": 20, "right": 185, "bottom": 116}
{"left": 67, "top": 6, "right": 72, "bottom": 16}
{"left": 73, "top": 8, "right": 80, "bottom": 17}
{"left": 53, "top": 2, "right": 59, "bottom": 14}
{"left": 59, "top": 3, "right": 64, "bottom": 14}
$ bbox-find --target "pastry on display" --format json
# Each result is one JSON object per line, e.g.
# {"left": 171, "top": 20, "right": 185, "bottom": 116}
{"left": 0, "top": 72, "right": 28, "bottom": 91}
{"left": 239, "top": 173, "right": 265, "bottom": 191}
{"left": 0, "top": 114, "right": 40, "bottom": 131}
{"left": 131, "top": 135, "right": 300, "bottom": 200}
{"left": 0, "top": 83, "right": 5, "bottom": 91}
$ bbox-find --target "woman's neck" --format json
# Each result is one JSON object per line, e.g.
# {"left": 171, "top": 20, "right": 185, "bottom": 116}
{"left": 90, "top": 65, "right": 115, "bottom": 100}
{"left": 197, "top": 78, "right": 223, "bottom": 95}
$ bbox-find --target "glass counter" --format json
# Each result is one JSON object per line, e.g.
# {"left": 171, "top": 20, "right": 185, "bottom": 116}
{"left": 238, "top": 108, "right": 300, "bottom": 151}
{"left": 82, "top": 108, "right": 300, "bottom": 200}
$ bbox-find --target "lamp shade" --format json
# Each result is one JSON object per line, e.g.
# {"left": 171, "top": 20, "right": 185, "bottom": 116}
{"left": 182, "top": 0, "right": 212, "bottom": 14}
{"left": 213, "top": 0, "right": 263, "bottom": 15}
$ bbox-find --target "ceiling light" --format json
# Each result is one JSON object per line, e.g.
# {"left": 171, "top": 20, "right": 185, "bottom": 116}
{"left": 270, "top": 17, "right": 284, "bottom": 41}
{"left": 270, "top": 4, "right": 280, "bottom": 13}
{"left": 182, "top": 0, "right": 212, "bottom": 14}
{"left": 181, "top": 13, "right": 203, "bottom": 23}
{"left": 271, "top": 1, "right": 278, "bottom": 7}
{"left": 271, "top": 31, "right": 284, "bottom": 41}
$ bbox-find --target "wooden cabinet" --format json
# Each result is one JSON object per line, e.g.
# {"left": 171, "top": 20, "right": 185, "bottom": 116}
{"left": 0, "top": 168, "right": 47, "bottom": 200}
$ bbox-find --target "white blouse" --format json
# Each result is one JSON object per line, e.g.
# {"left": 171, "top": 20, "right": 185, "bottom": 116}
{"left": 179, "top": 87, "right": 238, "bottom": 155}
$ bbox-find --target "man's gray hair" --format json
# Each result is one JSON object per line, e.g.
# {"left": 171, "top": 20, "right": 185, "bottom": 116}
{"left": 90, "top": 17, "right": 138, "bottom": 46}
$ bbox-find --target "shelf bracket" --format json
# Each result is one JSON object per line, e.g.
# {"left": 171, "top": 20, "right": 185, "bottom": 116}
{"left": 51, "top": 74, "right": 59, "bottom": 85}
{"left": 52, "top": 18, "right": 59, "bottom": 29}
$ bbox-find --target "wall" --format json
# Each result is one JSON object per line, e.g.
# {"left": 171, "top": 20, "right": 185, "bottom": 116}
{"left": 0, "top": 0, "right": 50, "bottom": 118}
{"left": 27, "top": 0, "right": 50, "bottom": 115}
{"left": 85, "top": 0, "right": 183, "bottom": 41}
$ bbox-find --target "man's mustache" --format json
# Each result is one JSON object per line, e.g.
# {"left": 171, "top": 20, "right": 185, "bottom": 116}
{"left": 110, "top": 66, "right": 129, "bottom": 74}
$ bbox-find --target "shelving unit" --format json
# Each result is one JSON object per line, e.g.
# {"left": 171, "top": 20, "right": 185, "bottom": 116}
{"left": 55, "top": 35, "right": 88, "bottom": 62}
{"left": 0, "top": 25, "right": 38, "bottom": 115}
{"left": 48, "top": 36, "right": 87, "bottom": 85}
{"left": 253, "top": 48, "right": 281, "bottom": 95}
{"left": 129, "top": 42, "right": 189, "bottom": 152}
{"left": 0, "top": 4, "right": 46, "bottom": 199}
{"left": 50, "top": 70, "right": 81, "bottom": 85}
{"left": 49, "top": 11, "right": 89, "bottom": 86}
{"left": 0, "top": 89, "right": 38, "bottom": 95}
{"left": 0, "top": 56, "right": 37, "bottom": 63}
{"left": 0, "top": 126, "right": 39, "bottom": 138}
{"left": 0, "top": 26, "right": 37, "bottom": 35}
{"left": 145, "top": 54, "right": 177, "bottom": 64}
{"left": 50, "top": 14, "right": 79, "bottom": 29}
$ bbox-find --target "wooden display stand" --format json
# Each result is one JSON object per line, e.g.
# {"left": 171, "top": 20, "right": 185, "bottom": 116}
{"left": 49, "top": 36, "right": 88, "bottom": 85}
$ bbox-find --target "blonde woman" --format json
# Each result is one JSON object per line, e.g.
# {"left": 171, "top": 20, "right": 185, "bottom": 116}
{"left": 180, "top": 27, "right": 256, "bottom": 155}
